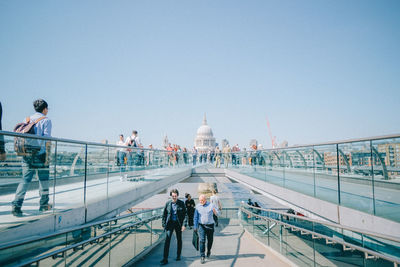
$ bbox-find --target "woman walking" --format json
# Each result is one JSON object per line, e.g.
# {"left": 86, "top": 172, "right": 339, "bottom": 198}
{"left": 185, "top": 193, "right": 196, "bottom": 229}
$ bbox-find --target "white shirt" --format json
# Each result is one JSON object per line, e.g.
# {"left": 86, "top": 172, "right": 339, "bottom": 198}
{"left": 116, "top": 140, "right": 125, "bottom": 152}
{"left": 210, "top": 195, "right": 221, "bottom": 210}
{"left": 126, "top": 135, "right": 141, "bottom": 148}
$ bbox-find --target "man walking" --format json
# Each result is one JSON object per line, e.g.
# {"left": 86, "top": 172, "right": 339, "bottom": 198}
{"left": 194, "top": 194, "right": 220, "bottom": 264}
{"left": 210, "top": 189, "right": 222, "bottom": 227}
{"left": 12, "top": 99, "right": 52, "bottom": 217}
{"left": 160, "top": 189, "right": 188, "bottom": 265}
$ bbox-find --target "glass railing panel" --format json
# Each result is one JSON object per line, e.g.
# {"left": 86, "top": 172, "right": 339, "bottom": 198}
{"left": 283, "top": 228, "right": 315, "bottom": 267}
{"left": 268, "top": 221, "right": 281, "bottom": 254}
{"left": 53, "top": 141, "right": 86, "bottom": 215}
{"left": 66, "top": 236, "right": 110, "bottom": 267}
{"left": 144, "top": 149, "right": 157, "bottom": 168}
{"left": 313, "top": 239, "right": 363, "bottom": 267}
{"left": 265, "top": 150, "right": 284, "bottom": 186}
{"left": 64, "top": 225, "right": 103, "bottom": 267}
{"left": 313, "top": 144, "right": 339, "bottom": 204}
{"left": 134, "top": 223, "right": 151, "bottom": 257}
{"left": 283, "top": 148, "right": 314, "bottom": 196}
{"left": 236, "top": 151, "right": 248, "bottom": 168}
{"left": 109, "top": 145, "right": 126, "bottom": 178}
{"left": 124, "top": 147, "right": 142, "bottom": 171}
{"left": 0, "top": 133, "right": 57, "bottom": 224}
{"left": 371, "top": 138, "right": 400, "bottom": 222}
{"left": 86, "top": 144, "right": 109, "bottom": 215}
{"left": 362, "top": 234, "right": 400, "bottom": 263}
{"left": 151, "top": 218, "right": 164, "bottom": 245}
{"left": 253, "top": 218, "right": 269, "bottom": 244}
{"left": 0, "top": 233, "right": 67, "bottom": 267}
{"left": 109, "top": 226, "right": 135, "bottom": 266}
{"left": 338, "top": 141, "right": 374, "bottom": 213}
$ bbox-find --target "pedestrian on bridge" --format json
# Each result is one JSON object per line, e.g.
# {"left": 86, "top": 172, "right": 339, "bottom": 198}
{"left": 12, "top": 99, "right": 52, "bottom": 217}
{"left": 160, "top": 189, "right": 188, "bottom": 265}
{"left": 194, "top": 194, "right": 220, "bottom": 264}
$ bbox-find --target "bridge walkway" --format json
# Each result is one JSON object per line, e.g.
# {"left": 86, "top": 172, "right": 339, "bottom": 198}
{"left": 135, "top": 217, "right": 292, "bottom": 267}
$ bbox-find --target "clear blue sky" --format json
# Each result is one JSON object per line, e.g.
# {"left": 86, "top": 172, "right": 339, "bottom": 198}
{"left": 1, "top": 1, "right": 399, "bottom": 149}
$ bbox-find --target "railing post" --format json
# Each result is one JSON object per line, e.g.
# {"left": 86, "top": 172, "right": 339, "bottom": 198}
{"left": 52, "top": 140, "right": 58, "bottom": 215}
{"left": 267, "top": 220, "right": 270, "bottom": 246}
{"left": 84, "top": 144, "right": 88, "bottom": 223}
{"left": 107, "top": 146, "right": 110, "bottom": 201}
{"left": 279, "top": 224, "right": 283, "bottom": 253}
{"left": 313, "top": 146, "right": 316, "bottom": 197}
{"left": 150, "top": 220, "right": 153, "bottom": 245}
{"left": 336, "top": 144, "right": 341, "bottom": 205}
{"left": 370, "top": 140, "right": 376, "bottom": 215}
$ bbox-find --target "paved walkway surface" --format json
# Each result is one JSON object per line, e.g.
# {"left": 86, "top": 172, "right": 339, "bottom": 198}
{"left": 135, "top": 218, "right": 291, "bottom": 267}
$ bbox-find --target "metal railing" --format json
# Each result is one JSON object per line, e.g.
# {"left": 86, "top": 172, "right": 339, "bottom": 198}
{"left": 240, "top": 203, "right": 400, "bottom": 267}
{"left": 0, "top": 207, "right": 164, "bottom": 267}
{"left": 225, "top": 134, "right": 400, "bottom": 223}
{"left": 0, "top": 130, "right": 194, "bottom": 243}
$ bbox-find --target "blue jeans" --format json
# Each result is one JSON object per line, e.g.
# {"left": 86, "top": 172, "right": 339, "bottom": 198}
{"left": 198, "top": 223, "right": 214, "bottom": 257}
{"left": 118, "top": 151, "right": 126, "bottom": 172}
{"left": 12, "top": 153, "right": 50, "bottom": 208}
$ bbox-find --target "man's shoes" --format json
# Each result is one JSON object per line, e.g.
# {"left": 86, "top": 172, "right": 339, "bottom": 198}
{"left": 201, "top": 256, "right": 206, "bottom": 264}
{"left": 160, "top": 259, "right": 168, "bottom": 265}
{"left": 12, "top": 206, "right": 23, "bottom": 217}
{"left": 207, "top": 251, "right": 211, "bottom": 258}
{"left": 39, "top": 204, "right": 53, "bottom": 212}
{"left": 175, "top": 255, "right": 181, "bottom": 261}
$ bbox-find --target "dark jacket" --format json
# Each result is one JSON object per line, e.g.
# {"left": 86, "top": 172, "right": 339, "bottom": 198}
{"left": 162, "top": 199, "right": 188, "bottom": 229}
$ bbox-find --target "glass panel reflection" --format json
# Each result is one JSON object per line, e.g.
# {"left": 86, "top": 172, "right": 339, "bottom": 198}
{"left": 339, "top": 141, "right": 374, "bottom": 214}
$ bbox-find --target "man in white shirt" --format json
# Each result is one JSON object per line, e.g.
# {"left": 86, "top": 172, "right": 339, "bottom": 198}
{"left": 210, "top": 189, "right": 222, "bottom": 227}
{"left": 125, "top": 130, "right": 141, "bottom": 168}
{"left": 116, "top": 134, "right": 126, "bottom": 172}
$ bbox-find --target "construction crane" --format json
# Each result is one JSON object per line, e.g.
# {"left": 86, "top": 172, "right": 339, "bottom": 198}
{"left": 266, "top": 116, "right": 277, "bottom": 149}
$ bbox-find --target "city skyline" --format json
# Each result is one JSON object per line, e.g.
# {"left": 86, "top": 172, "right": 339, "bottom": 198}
{"left": 1, "top": 1, "right": 400, "bottom": 149}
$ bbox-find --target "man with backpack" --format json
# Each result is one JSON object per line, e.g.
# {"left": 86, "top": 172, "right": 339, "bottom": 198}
{"left": 125, "top": 130, "right": 138, "bottom": 170}
{"left": 12, "top": 99, "right": 52, "bottom": 217}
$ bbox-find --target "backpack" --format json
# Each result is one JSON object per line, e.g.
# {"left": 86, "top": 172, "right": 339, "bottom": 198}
{"left": 13, "top": 116, "right": 46, "bottom": 156}
{"left": 128, "top": 137, "right": 137, "bottom": 147}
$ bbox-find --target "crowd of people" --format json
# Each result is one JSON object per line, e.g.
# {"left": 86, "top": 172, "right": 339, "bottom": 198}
{"left": 190, "top": 143, "right": 266, "bottom": 168}
{"left": 4, "top": 98, "right": 264, "bottom": 218}
{"left": 161, "top": 188, "right": 222, "bottom": 265}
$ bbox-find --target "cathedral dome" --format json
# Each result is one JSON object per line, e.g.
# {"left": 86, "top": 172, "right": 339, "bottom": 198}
{"left": 196, "top": 124, "right": 213, "bottom": 136}
{"left": 194, "top": 114, "right": 216, "bottom": 153}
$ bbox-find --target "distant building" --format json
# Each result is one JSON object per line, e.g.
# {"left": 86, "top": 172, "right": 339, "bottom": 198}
{"left": 221, "top": 139, "right": 229, "bottom": 148}
{"left": 163, "top": 134, "right": 169, "bottom": 149}
{"left": 280, "top": 140, "right": 288, "bottom": 148}
{"left": 194, "top": 114, "right": 216, "bottom": 153}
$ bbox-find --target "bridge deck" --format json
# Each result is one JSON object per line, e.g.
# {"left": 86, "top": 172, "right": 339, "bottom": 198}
{"left": 135, "top": 218, "right": 292, "bottom": 267}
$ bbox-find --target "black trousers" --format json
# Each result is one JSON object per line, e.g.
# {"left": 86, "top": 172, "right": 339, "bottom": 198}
{"left": 163, "top": 220, "right": 182, "bottom": 259}
{"left": 213, "top": 214, "right": 219, "bottom": 226}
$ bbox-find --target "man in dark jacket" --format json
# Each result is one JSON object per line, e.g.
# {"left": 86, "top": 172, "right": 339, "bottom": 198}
{"left": 160, "top": 188, "right": 188, "bottom": 265}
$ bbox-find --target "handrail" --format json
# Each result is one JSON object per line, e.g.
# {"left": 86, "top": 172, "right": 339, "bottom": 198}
{"left": 6, "top": 207, "right": 239, "bottom": 266}
{"left": 241, "top": 207, "right": 400, "bottom": 265}
{"left": 0, "top": 206, "right": 163, "bottom": 250}
{"left": 16, "top": 213, "right": 163, "bottom": 267}
{"left": 242, "top": 204, "right": 400, "bottom": 243}
{"left": 0, "top": 130, "right": 165, "bottom": 151}
{"left": 2, "top": 130, "right": 400, "bottom": 152}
